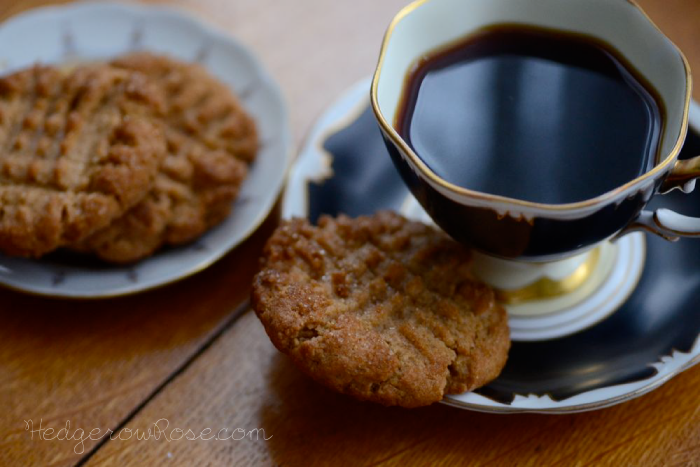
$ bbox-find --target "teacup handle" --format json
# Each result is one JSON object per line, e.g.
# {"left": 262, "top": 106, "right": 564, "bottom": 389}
{"left": 624, "top": 155, "right": 700, "bottom": 240}
{"left": 660, "top": 156, "right": 700, "bottom": 193}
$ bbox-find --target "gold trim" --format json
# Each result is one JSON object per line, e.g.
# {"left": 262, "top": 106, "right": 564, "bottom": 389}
{"left": 495, "top": 248, "right": 601, "bottom": 304}
{"left": 662, "top": 156, "right": 700, "bottom": 192}
{"left": 370, "top": 0, "right": 692, "bottom": 213}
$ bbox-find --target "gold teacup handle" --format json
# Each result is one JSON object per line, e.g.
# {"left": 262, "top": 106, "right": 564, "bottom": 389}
{"left": 625, "top": 156, "right": 700, "bottom": 241}
{"left": 660, "top": 156, "right": 700, "bottom": 194}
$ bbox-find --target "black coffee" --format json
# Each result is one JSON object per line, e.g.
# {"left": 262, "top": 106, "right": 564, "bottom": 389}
{"left": 395, "top": 25, "right": 664, "bottom": 204}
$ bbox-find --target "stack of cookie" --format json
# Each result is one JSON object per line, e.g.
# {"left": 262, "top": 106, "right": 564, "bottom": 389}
{"left": 0, "top": 53, "right": 257, "bottom": 263}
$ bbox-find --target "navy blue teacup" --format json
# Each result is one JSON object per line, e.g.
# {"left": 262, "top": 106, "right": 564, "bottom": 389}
{"left": 371, "top": 0, "right": 700, "bottom": 262}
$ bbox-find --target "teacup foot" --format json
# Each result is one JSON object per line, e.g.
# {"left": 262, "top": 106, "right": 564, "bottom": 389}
{"left": 499, "top": 234, "right": 645, "bottom": 341}
{"left": 402, "top": 196, "right": 646, "bottom": 341}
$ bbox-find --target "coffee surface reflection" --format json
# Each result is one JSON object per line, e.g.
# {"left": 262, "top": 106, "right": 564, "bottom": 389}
{"left": 395, "top": 25, "right": 664, "bottom": 205}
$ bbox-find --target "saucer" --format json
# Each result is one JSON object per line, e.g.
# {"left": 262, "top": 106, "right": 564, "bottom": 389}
{"left": 284, "top": 78, "right": 700, "bottom": 413}
{"left": 0, "top": 2, "right": 291, "bottom": 298}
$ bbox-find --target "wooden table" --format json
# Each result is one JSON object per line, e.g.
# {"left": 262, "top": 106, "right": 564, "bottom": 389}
{"left": 1, "top": 1, "right": 699, "bottom": 466}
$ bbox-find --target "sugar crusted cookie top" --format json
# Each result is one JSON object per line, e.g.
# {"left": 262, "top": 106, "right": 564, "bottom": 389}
{"left": 253, "top": 211, "right": 510, "bottom": 408}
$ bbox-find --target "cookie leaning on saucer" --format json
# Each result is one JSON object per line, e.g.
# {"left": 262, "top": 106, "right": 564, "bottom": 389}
{"left": 72, "top": 53, "right": 258, "bottom": 263}
{"left": 252, "top": 211, "right": 510, "bottom": 408}
{"left": 0, "top": 65, "right": 166, "bottom": 257}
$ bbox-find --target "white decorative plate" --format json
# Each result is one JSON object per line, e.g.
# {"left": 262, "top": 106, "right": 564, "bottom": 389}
{"left": 0, "top": 2, "right": 291, "bottom": 298}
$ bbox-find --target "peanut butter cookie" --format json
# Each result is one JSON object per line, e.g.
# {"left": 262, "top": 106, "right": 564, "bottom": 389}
{"left": 252, "top": 211, "right": 510, "bottom": 408}
{"left": 73, "top": 53, "right": 257, "bottom": 263}
{"left": 0, "top": 65, "right": 166, "bottom": 257}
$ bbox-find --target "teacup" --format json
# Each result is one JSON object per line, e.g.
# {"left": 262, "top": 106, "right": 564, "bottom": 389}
{"left": 371, "top": 0, "right": 700, "bottom": 263}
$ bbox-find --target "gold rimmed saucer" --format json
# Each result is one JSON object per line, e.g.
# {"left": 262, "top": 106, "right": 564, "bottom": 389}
{"left": 285, "top": 77, "right": 700, "bottom": 413}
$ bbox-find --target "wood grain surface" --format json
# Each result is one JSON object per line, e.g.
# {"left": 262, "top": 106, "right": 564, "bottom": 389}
{"left": 0, "top": 1, "right": 699, "bottom": 466}
{"left": 84, "top": 312, "right": 700, "bottom": 467}
{"left": 0, "top": 203, "right": 280, "bottom": 467}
